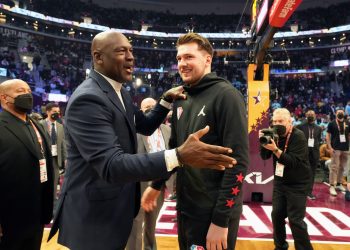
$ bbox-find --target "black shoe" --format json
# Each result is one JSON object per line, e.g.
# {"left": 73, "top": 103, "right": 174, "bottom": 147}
{"left": 307, "top": 194, "right": 316, "bottom": 200}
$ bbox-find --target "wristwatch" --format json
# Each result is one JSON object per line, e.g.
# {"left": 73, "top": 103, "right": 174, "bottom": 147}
{"left": 273, "top": 148, "right": 279, "bottom": 154}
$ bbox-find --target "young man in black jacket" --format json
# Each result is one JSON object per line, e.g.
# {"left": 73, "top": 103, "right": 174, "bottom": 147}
{"left": 260, "top": 108, "right": 313, "bottom": 250}
{"left": 142, "top": 33, "right": 249, "bottom": 250}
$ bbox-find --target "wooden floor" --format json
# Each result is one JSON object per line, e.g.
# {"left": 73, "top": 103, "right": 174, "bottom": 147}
{"left": 42, "top": 230, "right": 350, "bottom": 250}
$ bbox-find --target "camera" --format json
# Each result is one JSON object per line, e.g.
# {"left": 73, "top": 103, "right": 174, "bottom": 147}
{"left": 259, "top": 128, "right": 278, "bottom": 145}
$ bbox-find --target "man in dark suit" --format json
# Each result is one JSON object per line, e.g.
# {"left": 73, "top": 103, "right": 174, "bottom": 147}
{"left": 40, "top": 102, "right": 67, "bottom": 199}
{"left": 48, "top": 31, "right": 236, "bottom": 250}
{"left": 126, "top": 98, "right": 171, "bottom": 250}
{"left": 296, "top": 110, "right": 322, "bottom": 200}
{"left": 0, "top": 79, "right": 54, "bottom": 250}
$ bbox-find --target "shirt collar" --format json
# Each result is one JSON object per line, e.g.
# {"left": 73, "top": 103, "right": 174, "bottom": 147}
{"left": 95, "top": 70, "right": 122, "bottom": 92}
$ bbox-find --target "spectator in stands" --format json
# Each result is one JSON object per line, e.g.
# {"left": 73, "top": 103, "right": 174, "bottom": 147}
{"left": 0, "top": 79, "right": 54, "bottom": 250}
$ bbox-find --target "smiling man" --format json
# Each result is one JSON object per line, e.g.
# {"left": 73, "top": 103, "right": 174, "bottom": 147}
{"left": 48, "top": 31, "right": 238, "bottom": 250}
{"left": 142, "top": 33, "right": 249, "bottom": 250}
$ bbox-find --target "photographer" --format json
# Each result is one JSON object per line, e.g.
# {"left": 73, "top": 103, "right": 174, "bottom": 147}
{"left": 259, "top": 108, "right": 313, "bottom": 250}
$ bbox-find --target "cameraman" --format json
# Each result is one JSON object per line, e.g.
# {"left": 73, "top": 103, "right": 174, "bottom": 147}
{"left": 259, "top": 108, "right": 313, "bottom": 250}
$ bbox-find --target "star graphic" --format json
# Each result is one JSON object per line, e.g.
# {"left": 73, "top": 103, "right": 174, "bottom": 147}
{"left": 253, "top": 91, "right": 261, "bottom": 104}
{"left": 261, "top": 111, "right": 266, "bottom": 117}
{"left": 231, "top": 186, "right": 240, "bottom": 196}
{"left": 251, "top": 124, "right": 257, "bottom": 131}
{"left": 256, "top": 117, "right": 261, "bottom": 124}
{"left": 226, "top": 199, "right": 235, "bottom": 208}
{"left": 236, "top": 173, "right": 244, "bottom": 183}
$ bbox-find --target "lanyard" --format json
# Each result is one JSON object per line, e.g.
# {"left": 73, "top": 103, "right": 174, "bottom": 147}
{"left": 29, "top": 120, "right": 45, "bottom": 158}
{"left": 283, "top": 126, "right": 293, "bottom": 153}
{"left": 336, "top": 119, "right": 346, "bottom": 135}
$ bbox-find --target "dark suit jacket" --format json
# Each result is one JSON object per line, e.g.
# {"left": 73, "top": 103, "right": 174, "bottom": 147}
{"left": 0, "top": 110, "right": 54, "bottom": 239}
{"left": 49, "top": 69, "right": 171, "bottom": 250}
{"left": 40, "top": 119, "right": 67, "bottom": 168}
{"left": 296, "top": 122, "right": 322, "bottom": 152}
{"left": 126, "top": 124, "right": 171, "bottom": 250}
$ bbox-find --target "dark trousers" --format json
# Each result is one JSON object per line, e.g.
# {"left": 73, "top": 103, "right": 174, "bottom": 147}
{"left": 272, "top": 185, "right": 313, "bottom": 250}
{"left": 308, "top": 149, "right": 319, "bottom": 195}
{"left": 177, "top": 207, "right": 241, "bottom": 250}
{"left": 0, "top": 226, "right": 44, "bottom": 250}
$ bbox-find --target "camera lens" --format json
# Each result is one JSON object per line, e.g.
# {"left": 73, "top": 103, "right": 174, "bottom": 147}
{"left": 259, "top": 136, "right": 272, "bottom": 145}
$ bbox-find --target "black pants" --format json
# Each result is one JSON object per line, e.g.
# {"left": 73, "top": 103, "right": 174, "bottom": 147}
{"left": 177, "top": 207, "right": 241, "bottom": 250}
{"left": 0, "top": 226, "right": 44, "bottom": 250}
{"left": 308, "top": 149, "right": 319, "bottom": 195}
{"left": 272, "top": 185, "right": 313, "bottom": 250}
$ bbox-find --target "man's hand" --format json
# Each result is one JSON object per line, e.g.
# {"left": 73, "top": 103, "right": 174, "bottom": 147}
{"left": 163, "top": 86, "right": 186, "bottom": 102}
{"left": 206, "top": 223, "right": 228, "bottom": 250}
{"left": 262, "top": 138, "right": 278, "bottom": 152}
{"left": 141, "top": 187, "right": 161, "bottom": 212}
{"left": 177, "top": 126, "right": 236, "bottom": 170}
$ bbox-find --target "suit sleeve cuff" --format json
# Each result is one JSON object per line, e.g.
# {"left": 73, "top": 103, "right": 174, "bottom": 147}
{"left": 164, "top": 149, "right": 180, "bottom": 172}
{"left": 159, "top": 99, "right": 172, "bottom": 110}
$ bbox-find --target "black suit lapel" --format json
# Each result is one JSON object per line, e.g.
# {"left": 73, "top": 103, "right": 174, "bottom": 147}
{"left": 90, "top": 70, "right": 127, "bottom": 116}
{"left": 1, "top": 112, "right": 40, "bottom": 159}
{"left": 89, "top": 69, "right": 137, "bottom": 149}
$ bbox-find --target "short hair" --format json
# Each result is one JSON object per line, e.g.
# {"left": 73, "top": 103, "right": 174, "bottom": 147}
{"left": 46, "top": 102, "right": 59, "bottom": 112}
{"left": 273, "top": 108, "right": 292, "bottom": 123}
{"left": 176, "top": 33, "right": 214, "bottom": 57}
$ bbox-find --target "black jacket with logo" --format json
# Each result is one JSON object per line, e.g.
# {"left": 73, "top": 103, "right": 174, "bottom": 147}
{"left": 170, "top": 72, "right": 249, "bottom": 227}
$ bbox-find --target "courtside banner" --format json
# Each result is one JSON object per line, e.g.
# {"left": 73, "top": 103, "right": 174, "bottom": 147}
{"left": 269, "top": 0, "right": 302, "bottom": 28}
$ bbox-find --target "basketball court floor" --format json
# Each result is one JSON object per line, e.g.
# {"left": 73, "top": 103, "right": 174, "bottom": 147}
{"left": 42, "top": 182, "right": 350, "bottom": 250}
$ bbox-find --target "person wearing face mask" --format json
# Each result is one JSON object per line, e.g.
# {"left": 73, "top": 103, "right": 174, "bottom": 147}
{"left": 260, "top": 108, "right": 313, "bottom": 250}
{"left": 296, "top": 110, "right": 322, "bottom": 200}
{"left": 39, "top": 103, "right": 67, "bottom": 200}
{"left": 326, "top": 108, "right": 349, "bottom": 196}
{"left": 0, "top": 79, "right": 54, "bottom": 250}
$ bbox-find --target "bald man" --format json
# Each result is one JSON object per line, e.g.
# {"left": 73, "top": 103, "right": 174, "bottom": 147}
{"left": 0, "top": 79, "right": 54, "bottom": 250}
{"left": 126, "top": 97, "right": 170, "bottom": 250}
{"left": 48, "top": 31, "right": 237, "bottom": 250}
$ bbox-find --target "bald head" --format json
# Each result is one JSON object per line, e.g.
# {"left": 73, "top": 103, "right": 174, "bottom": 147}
{"left": 0, "top": 79, "right": 30, "bottom": 95}
{"left": 141, "top": 98, "right": 157, "bottom": 112}
{"left": 0, "top": 79, "right": 32, "bottom": 116}
{"left": 91, "top": 31, "right": 126, "bottom": 57}
{"left": 91, "top": 30, "right": 134, "bottom": 83}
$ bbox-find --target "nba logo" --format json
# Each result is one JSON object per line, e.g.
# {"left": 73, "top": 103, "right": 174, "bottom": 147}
{"left": 190, "top": 245, "right": 205, "bottom": 250}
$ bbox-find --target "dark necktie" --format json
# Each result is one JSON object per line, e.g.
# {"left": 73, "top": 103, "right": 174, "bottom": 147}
{"left": 51, "top": 122, "right": 57, "bottom": 145}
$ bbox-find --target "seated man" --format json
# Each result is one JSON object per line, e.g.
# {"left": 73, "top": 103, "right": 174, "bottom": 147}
{"left": 319, "top": 143, "right": 331, "bottom": 184}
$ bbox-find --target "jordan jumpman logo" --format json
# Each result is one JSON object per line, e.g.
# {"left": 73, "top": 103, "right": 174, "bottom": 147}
{"left": 197, "top": 105, "right": 206, "bottom": 117}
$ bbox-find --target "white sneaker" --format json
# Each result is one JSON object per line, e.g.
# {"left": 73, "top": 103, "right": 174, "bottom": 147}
{"left": 330, "top": 186, "right": 337, "bottom": 196}
{"left": 336, "top": 185, "right": 346, "bottom": 192}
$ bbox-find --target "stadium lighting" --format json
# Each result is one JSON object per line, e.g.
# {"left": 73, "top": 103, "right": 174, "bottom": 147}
{"left": 136, "top": 78, "right": 142, "bottom": 87}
